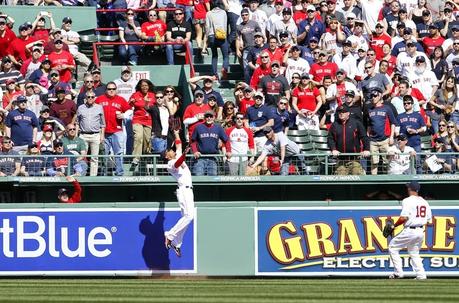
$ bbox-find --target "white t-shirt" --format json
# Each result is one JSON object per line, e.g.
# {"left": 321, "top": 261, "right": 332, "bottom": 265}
{"left": 227, "top": 127, "right": 252, "bottom": 163}
{"left": 409, "top": 70, "right": 439, "bottom": 101}
{"left": 61, "top": 29, "right": 80, "bottom": 55}
{"left": 114, "top": 77, "right": 137, "bottom": 102}
{"left": 167, "top": 157, "right": 192, "bottom": 188}
{"left": 285, "top": 57, "right": 310, "bottom": 84}
{"left": 400, "top": 195, "right": 432, "bottom": 227}
{"left": 262, "top": 132, "right": 299, "bottom": 157}
{"left": 387, "top": 144, "right": 415, "bottom": 175}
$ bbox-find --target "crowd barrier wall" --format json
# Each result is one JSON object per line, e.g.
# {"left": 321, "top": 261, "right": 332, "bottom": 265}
{"left": 1, "top": 6, "right": 97, "bottom": 32}
{"left": 1, "top": 200, "right": 458, "bottom": 277}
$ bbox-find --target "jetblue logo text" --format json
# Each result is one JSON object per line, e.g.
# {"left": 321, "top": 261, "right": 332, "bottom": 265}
{"left": 0, "top": 216, "right": 113, "bottom": 258}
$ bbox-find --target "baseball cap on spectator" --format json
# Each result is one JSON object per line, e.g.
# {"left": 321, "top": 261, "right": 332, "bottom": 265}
{"left": 396, "top": 22, "right": 406, "bottom": 28}
{"left": 271, "top": 60, "right": 281, "bottom": 67}
{"left": 404, "top": 27, "right": 412, "bottom": 35}
{"left": 55, "top": 85, "right": 66, "bottom": 93}
{"left": 345, "top": 90, "right": 355, "bottom": 97}
{"left": 2, "top": 56, "right": 11, "bottom": 64}
{"left": 375, "top": 21, "right": 384, "bottom": 27}
{"left": 275, "top": 0, "right": 283, "bottom": 4}
{"left": 253, "top": 91, "right": 264, "bottom": 100}
{"left": 415, "top": 56, "right": 426, "bottom": 63}
{"left": 28, "top": 142, "right": 38, "bottom": 149}
{"left": 32, "top": 46, "right": 42, "bottom": 52}
{"left": 53, "top": 139, "right": 64, "bottom": 146}
{"left": 194, "top": 89, "right": 204, "bottom": 97}
{"left": 241, "top": 8, "right": 249, "bottom": 15}
{"left": 354, "top": 19, "right": 364, "bottom": 25}
{"left": 62, "top": 16, "right": 72, "bottom": 23}
{"left": 49, "top": 69, "right": 59, "bottom": 77}
{"left": 306, "top": 4, "right": 316, "bottom": 12}
{"left": 342, "top": 40, "right": 352, "bottom": 46}
{"left": 429, "top": 23, "right": 439, "bottom": 30}
{"left": 371, "top": 87, "right": 383, "bottom": 94}
{"left": 396, "top": 133, "right": 408, "bottom": 141}
{"left": 434, "top": 136, "right": 447, "bottom": 144}
{"left": 318, "top": 49, "right": 328, "bottom": 56}
{"left": 254, "top": 31, "right": 263, "bottom": 38}
{"left": 358, "top": 44, "right": 368, "bottom": 52}
{"left": 207, "top": 94, "right": 217, "bottom": 101}
{"left": 40, "top": 105, "right": 50, "bottom": 113}
{"left": 121, "top": 66, "right": 131, "bottom": 73}
{"left": 347, "top": 12, "right": 356, "bottom": 19}
{"left": 51, "top": 28, "right": 61, "bottom": 35}
{"left": 399, "top": 8, "right": 407, "bottom": 14}
{"left": 5, "top": 78, "right": 16, "bottom": 85}
{"left": 406, "top": 181, "right": 420, "bottom": 192}
{"left": 310, "top": 36, "right": 319, "bottom": 43}
{"left": 282, "top": 7, "right": 292, "bottom": 14}
{"left": 43, "top": 124, "right": 53, "bottom": 132}
{"left": 327, "top": 0, "right": 336, "bottom": 3}
{"left": 0, "top": 16, "right": 6, "bottom": 23}
{"left": 18, "top": 23, "right": 28, "bottom": 31}
{"left": 16, "top": 95, "right": 27, "bottom": 103}
{"left": 58, "top": 188, "right": 68, "bottom": 196}
{"left": 243, "top": 86, "right": 253, "bottom": 92}
{"left": 54, "top": 38, "right": 63, "bottom": 44}
{"left": 204, "top": 110, "right": 215, "bottom": 117}
{"left": 290, "top": 45, "right": 300, "bottom": 52}
{"left": 279, "top": 30, "right": 289, "bottom": 37}
{"left": 91, "top": 68, "right": 101, "bottom": 74}
{"left": 453, "top": 57, "right": 459, "bottom": 65}
{"left": 301, "top": 72, "right": 310, "bottom": 79}
{"left": 422, "top": 10, "right": 430, "bottom": 16}
{"left": 452, "top": 25, "right": 459, "bottom": 31}
{"left": 262, "top": 126, "right": 273, "bottom": 134}
{"left": 336, "top": 68, "right": 346, "bottom": 75}
{"left": 336, "top": 105, "right": 349, "bottom": 113}
{"left": 444, "top": 7, "right": 453, "bottom": 13}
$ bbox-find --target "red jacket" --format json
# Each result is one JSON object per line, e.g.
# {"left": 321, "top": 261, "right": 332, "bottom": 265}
{"left": 66, "top": 181, "right": 82, "bottom": 203}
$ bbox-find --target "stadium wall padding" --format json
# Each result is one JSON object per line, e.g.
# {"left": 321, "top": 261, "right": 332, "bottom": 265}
{"left": 1, "top": 201, "right": 459, "bottom": 276}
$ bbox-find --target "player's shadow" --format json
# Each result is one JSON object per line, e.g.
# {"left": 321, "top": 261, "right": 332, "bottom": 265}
{"left": 139, "top": 202, "right": 170, "bottom": 272}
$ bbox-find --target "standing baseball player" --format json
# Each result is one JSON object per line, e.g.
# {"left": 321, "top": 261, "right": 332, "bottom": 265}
{"left": 162, "top": 130, "right": 194, "bottom": 257}
{"left": 388, "top": 181, "right": 432, "bottom": 280}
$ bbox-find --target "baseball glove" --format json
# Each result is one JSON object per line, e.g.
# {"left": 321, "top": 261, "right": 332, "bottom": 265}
{"left": 383, "top": 221, "right": 395, "bottom": 238}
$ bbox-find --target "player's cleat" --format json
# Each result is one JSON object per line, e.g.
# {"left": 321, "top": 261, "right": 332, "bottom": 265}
{"left": 165, "top": 237, "right": 172, "bottom": 250}
{"left": 389, "top": 273, "right": 402, "bottom": 279}
{"left": 414, "top": 276, "right": 427, "bottom": 280}
{"left": 172, "top": 245, "right": 181, "bottom": 258}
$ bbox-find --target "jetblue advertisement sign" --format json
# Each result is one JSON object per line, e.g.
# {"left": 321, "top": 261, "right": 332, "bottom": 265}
{"left": 0, "top": 208, "right": 196, "bottom": 275}
{"left": 256, "top": 207, "right": 459, "bottom": 276}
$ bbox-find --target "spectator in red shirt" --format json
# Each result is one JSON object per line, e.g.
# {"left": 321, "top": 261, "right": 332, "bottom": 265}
{"left": 0, "top": 16, "right": 16, "bottom": 59}
{"left": 256, "top": 36, "right": 283, "bottom": 66}
{"left": 96, "top": 82, "right": 132, "bottom": 176}
{"left": 20, "top": 46, "right": 45, "bottom": 79}
{"left": 31, "top": 11, "right": 56, "bottom": 42}
{"left": 368, "top": 21, "right": 391, "bottom": 61}
{"left": 58, "top": 175, "right": 82, "bottom": 203}
{"left": 8, "top": 23, "right": 37, "bottom": 67}
{"left": 43, "top": 29, "right": 70, "bottom": 55}
{"left": 292, "top": 73, "right": 323, "bottom": 130}
{"left": 309, "top": 49, "right": 338, "bottom": 83}
{"left": 48, "top": 37, "right": 75, "bottom": 83}
{"left": 140, "top": 9, "right": 167, "bottom": 42}
{"left": 129, "top": 79, "right": 156, "bottom": 167}
{"left": 194, "top": 0, "right": 210, "bottom": 56}
{"left": 182, "top": 89, "right": 211, "bottom": 140}
{"left": 250, "top": 51, "right": 272, "bottom": 88}
{"left": 238, "top": 86, "right": 256, "bottom": 115}
{"left": 422, "top": 24, "right": 445, "bottom": 57}
{"left": 49, "top": 85, "right": 76, "bottom": 126}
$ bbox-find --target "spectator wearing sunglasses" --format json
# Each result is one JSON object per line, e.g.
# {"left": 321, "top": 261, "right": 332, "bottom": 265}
{"left": 60, "top": 16, "right": 93, "bottom": 74}
{"left": 49, "top": 85, "right": 76, "bottom": 126}
{"left": 61, "top": 123, "right": 88, "bottom": 176}
{"left": 0, "top": 136, "right": 21, "bottom": 176}
{"left": 8, "top": 23, "right": 37, "bottom": 67}
{"left": 48, "top": 37, "right": 75, "bottom": 83}
{"left": 183, "top": 89, "right": 212, "bottom": 141}
{"left": 165, "top": 9, "right": 193, "bottom": 65}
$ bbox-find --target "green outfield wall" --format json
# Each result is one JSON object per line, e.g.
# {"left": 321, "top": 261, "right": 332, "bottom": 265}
{"left": 1, "top": 200, "right": 458, "bottom": 276}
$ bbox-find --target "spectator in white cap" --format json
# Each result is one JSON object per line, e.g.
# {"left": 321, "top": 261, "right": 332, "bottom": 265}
{"left": 113, "top": 66, "right": 137, "bottom": 101}
{"left": 409, "top": 56, "right": 438, "bottom": 102}
{"left": 271, "top": 7, "right": 297, "bottom": 43}
{"left": 245, "top": 91, "right": 274, "bottom": 153}
{"left": 60, "top": 16, "right": 92, "bottom": 74}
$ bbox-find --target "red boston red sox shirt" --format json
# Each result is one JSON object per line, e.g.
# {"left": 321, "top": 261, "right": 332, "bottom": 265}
{"left": 96, "top": 94, "right": 131, "bottom": 134}
{"left": 48, "top": 50, "right": 75, "bottom": 82}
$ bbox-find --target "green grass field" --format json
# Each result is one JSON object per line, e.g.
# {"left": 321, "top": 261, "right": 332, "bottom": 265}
{"left": 0, "top": 278, "right": 458, "bottom": 302}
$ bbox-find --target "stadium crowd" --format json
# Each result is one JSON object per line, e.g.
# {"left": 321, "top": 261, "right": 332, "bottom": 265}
{"left": 0, "top": 0, "right": 457, "bottom": 176}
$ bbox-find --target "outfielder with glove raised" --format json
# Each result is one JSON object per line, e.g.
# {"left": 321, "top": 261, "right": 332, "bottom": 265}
{"left": 385, "top": 181, "right": 432, "bottom": 280}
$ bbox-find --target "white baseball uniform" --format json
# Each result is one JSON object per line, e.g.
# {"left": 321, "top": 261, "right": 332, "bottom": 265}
{"left": 164, "top": 155, "right": 194, "bottom": 249}
{"left": 389, "top": 194, "right": 432, "bottom": 279}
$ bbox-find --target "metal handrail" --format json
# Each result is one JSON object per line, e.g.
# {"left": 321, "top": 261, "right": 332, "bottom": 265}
{"left": 92, "top": 41, "right": 195, "bottom": 77}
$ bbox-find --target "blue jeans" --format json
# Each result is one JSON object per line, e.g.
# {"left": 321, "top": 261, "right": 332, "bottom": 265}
{"left": 227, "top": 12, "right": 239, "bottom": 50}
{"left": 74, "top": 161, "right": 88, "bottom": 176}
{"left": 165, "top": 42, "right": 193, "bottom": 65}
{"left": 176, "top": 4, "right": 193, "bottom": 23}
{"left": 452, "top": 111, "right": 459, "bottom": 125}
{"left": 193, "top": 157, "right": 217, "bottom": 176}
{"left": 209, "top": 37, "right": 229, "bottom": 76}
{"left": 118, "top": 45, "right": 141, "bottom": 65}
{"left": 104, "top": 131, "right": 125, "bottom": 176}
{"left": 151, "top": 136, "right": 167, "bottom": 154}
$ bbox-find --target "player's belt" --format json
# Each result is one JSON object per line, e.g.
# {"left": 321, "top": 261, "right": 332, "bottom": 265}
{"left": 408, "top": 226, "right": 423, "bottom": 229}
{"left": 178, "top": 186, "right": 193, "bottom": 189}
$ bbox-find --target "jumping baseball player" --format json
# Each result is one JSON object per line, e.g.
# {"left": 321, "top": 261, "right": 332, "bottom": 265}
{"left": 162, "top": 130, "right": 194, "bottom": 257}
{"left": 388, "top": 181, "right": 432, "bottom": 280}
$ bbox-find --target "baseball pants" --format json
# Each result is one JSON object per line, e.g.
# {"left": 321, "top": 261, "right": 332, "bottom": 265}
{"left": 165, "top": 186, "right": 195, "bottom": 248}
{"left": 389, "top": 227, "right": 426, "bottom": 279}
